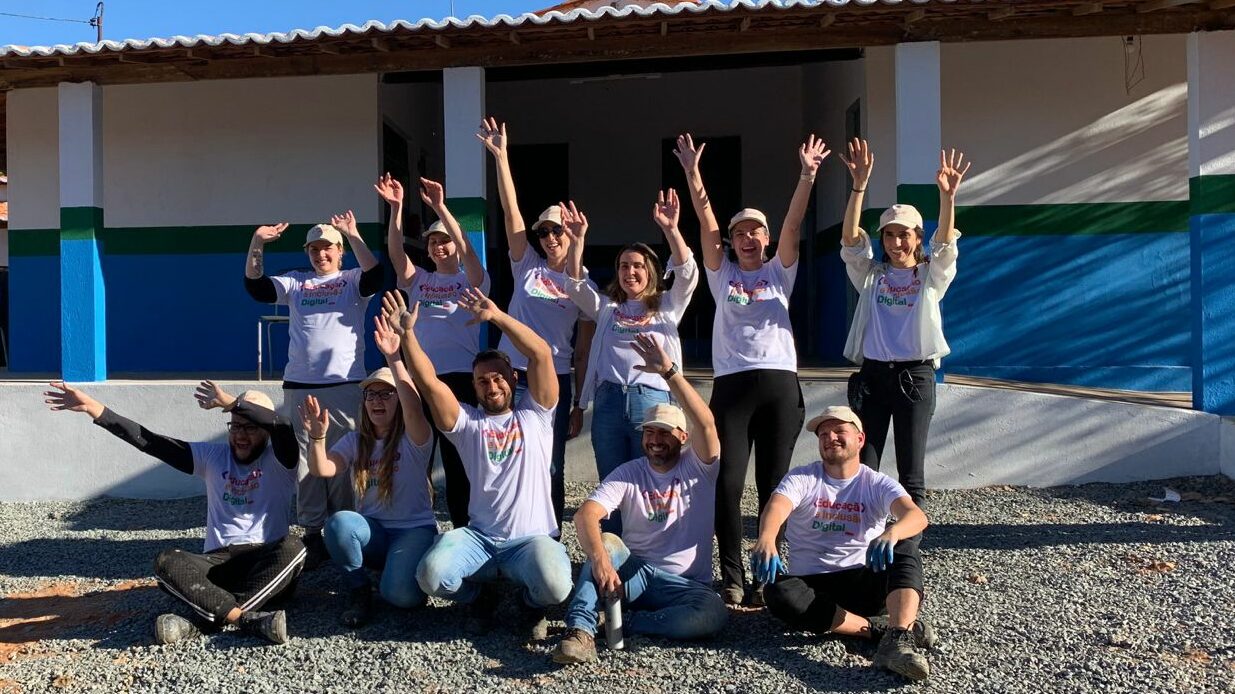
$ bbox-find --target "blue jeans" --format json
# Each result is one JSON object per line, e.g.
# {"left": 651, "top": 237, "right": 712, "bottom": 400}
{"left": 591, "top": 380, "right": 673, "bottom": 534}
{"left": 323, "top": 510, "right": 437, "bottom": 608}
{"left": 415, "top": 527, "right": 573, "bottom": 608}
{"left": 566, "top": 534, "right": 727, "bottom": 640}
{"left": 514, "top": 371, "right": 571, "bottom": 530}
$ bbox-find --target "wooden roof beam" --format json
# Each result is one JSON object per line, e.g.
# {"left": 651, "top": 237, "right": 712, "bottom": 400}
{"left": 316, "top": 43, "right": 341, "bottom": 55}
{"left": 1072, "top": 2, "right": 1105, "bottom": 15}
{"left": 988, "top": 7, "right": 1016, "bottom": 20}
{"left": 509, "top": 30, "right": 521, "bottom": 44}
{"left": 819, "top": 14, "right": 836, "bottom": 28}
{"left": 740, "top": 17, "right": 752, "bottom": 31}
{"left": 905, "top": 9, "right": 927, "bottom": 23}
{"left": 1137, "top": 0, "right": 1201, "bottom": 11}
{"left": 370, "top": 37, "right": 390, "bottom": 52}
{"left": 1208, "top": 0, "right": 1235, "bottom": 8}
{"left": 434, "top": 35, "right": 451, "bottom": 48}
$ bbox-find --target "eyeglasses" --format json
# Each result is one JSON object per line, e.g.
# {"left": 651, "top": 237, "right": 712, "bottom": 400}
{"left": 534, "top": 226, "right": 565, "bottom": 239}
{"left": 226, "top": 422, "right": 261, "bottom": 434}
{"left": 363, "top": 390, "right": 397, "bottom": 402}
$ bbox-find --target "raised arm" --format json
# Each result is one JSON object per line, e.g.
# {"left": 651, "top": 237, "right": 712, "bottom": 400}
{"left": 458, "top": 287, "right": 557, "bottom": 410}
{"left": 779, "top": 134, "right": 830, "bottom": 268}
{"left": 653, "top": 189, "right": 691, "bottom": 268}
{"left": 244, "top": 223, "right": 287, "bottom": 303}
{"left": 384, "top": 290, "right": 461, "bottom": 431}
{"left": 331, "top": 210, "right": 380, "bottom": 274}
{"left": 374, "top": 310, "right": 433, "bottom": 447}
{"left": 560, "top": 203, "right": 604, "bottom": 320}
{"left": 674, "top": 134, "right": 723, "bottom": 272}
{"left": 632, "top": 333, "right": 719, "bottom": 461}
{"left": 376, "top": 173, "right": 416, "bottom": 288}
{"left": 300, "top": 394, "right": 345, "bottom": 478}
{"left": 197, "top": 381, "right": 296, "bottom": 469}
{"left": 840, "top": 138, "right": 874, "bottom": 248}
{"left": 478, "top": 117, "right": 529, "bottom": 261}
{"left": 935, "top": 148, "right": 970, "bottom": 247}
{"left": 420, "top": 177, "right": 486, "bottom": 288}
{"left": 45, "top": 382, "right": 194, "bottom": 475}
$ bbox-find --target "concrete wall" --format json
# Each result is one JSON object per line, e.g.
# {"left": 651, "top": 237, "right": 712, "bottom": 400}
{"left": 1, "top": 379, "right": 1221, "bottom": 502}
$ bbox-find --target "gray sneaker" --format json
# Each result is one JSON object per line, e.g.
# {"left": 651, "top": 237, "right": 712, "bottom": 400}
{"left": 154, "top": 613, "right": 201, "bottom": 645}
{"left": 867, "top": 616, "right": 937, "bottom": 650}
{"left": 874, "top": 627, "right": 930, "bottom": 681}
{"left": 239, "top": 610, "right": 288, "bottom": 645}
{"left": 551, "top": 628, "right": 597, "bottom": 664}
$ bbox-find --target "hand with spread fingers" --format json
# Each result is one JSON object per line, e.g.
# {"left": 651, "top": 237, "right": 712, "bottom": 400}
{"left": 799, "top": 134, "right": 831, "bottom": 177}
{"left": 419, "top": 177, "right": 446, "bottom": 210}
{"left": 476, "top": 117, "right": 508, "bottom": 159}
{"left": 630, "top": 333, "right": 672, "bottom": 376}
{"left": 457, "top": 287, "right": 502, "bottom": 326}
{"left": 840, "top": 138, "right": 874, "bottom": 189}
{"left": 673, "top": 133, "right": 706, "bottom": 173}
{"left": 330, "top": 210, "right": 359, "bottom": 238}
{"left": 936, "top": 148, "right": 971, "bottom": 199}
{"left": 559, "top": 200, "right": 589, "bottom": 246}
{"left": 194, "top": 380, "right": 235, "bottom": 411}
{"left": 652, "top": 189, "right": 681, "bottom": 234}
{"left": 865, "top": 531, "right": 897, "bottom": 573}
{"left": 374, "top": 314, "right": 402, "bottom": 356}
{"left": 381, "top": 290, "right": 417, "bottom": 335}
{"left": 253, "top": 223, "right": 289, "bottom": 245}
{"left": 44, "top": 381, "right": 105, "bottom": 419}
{"left": 299, "top": 394, "right": 330, "bottom": 441}
{"left": 375, "top": 173, "right": 404, "bottom": 208}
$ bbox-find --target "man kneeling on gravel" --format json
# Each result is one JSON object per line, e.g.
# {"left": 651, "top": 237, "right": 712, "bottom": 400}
{"left": 752, "top": 406, "right": 936, "bottom": 681}
{"left": 387, "top": 288, "right": 573, "bottom": 640}
{"left": 552, "top": 333, "right": 727, "bottom": 664}
{"left": 44, "top": 381, "right": 304, "bottom": 646}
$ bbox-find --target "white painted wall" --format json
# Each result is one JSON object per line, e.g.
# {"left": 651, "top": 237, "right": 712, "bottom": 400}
{"left": 1188, "top": 30, "right": 1235, "bottom": 179}
{"left": 943, "top": 35, "right": 1188, "bottom": 206}
{"left": 1, "top": 379, "right": 1221, "bottom": 501}
{"left": 862, "top": 46, "right": 898, "bottom": 209}
{"left": 6, "top": 87, "right": 61, "bottom": 230}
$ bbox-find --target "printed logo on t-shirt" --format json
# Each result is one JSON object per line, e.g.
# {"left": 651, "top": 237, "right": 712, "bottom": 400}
{"left": 359, "top": 449, "right": 402, "bottom": 491}
{"left": 527, "top": 270, "right": 570, "bottom": 304}
{"left": 221, "top": 468, "right": 263, "bottom": 507}
{"left": 483, "top": 418, "right": 524, "bottom": 464}
{"left": 612, "top": 305, "right": 651, "bottom": 335}
{"left": 725, "top": 279, "right": 772, "bottom": 306}
{"left": 300, "top": 277, "right": 349, "bottom": 308}
{"left": 418, "top": 281, "right": 465, "bottom": 310}
{"left": 875, "top": 274, "right": 921, "bottom": 309}
{"left": 811, "top": 498, "right": 864, "bottom": 535}
{"left": 643, "top": 481, "right": 681, "bottom": 523}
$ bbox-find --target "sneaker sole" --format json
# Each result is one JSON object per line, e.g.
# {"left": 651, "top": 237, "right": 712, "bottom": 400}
{"left": 551, "top": 650, "right": 597, "bottom": 665}
{"left": 882, "top": 657, "right": 929, "bottom": 682}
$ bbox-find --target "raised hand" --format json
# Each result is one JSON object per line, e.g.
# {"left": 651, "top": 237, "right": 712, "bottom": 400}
{"left": 419, "top": 177, "right": 446, "bottom": 209}
{"left": 381, "top": 289, "right": 417, "bottom": 334}
{"left": 330, "top": 210, "right": 359, "bottom": 237}
{"left": 673, "top": 133, "right": 706, "bottom": 172}
{"left": 631, "top": 333, "right": 673, "bottom": 376}
{"left": 936, "top": 148, "right": 971, "bottom": 199}
{"left": 374, "top": 314, "right": 402, "bottom": 356}
{"left": 44, "top": 381, "right": 103, "bottom": 418}
{"left": 840, "top": 138, "right": 874, "bottom": 188}
{"left": 457, "top": 287, "right": 501, "bottom": 326}
{"left": 298, "top": 394, "right": 330, "bottom": 440}
{"left": 559, "top": 200, "right": 589, "bottom": 245}
{"left": 652, "top": 189, "right": 681, "bottom": 232}
{"left": 253, "top": 223, "right": 289, "bottom": 245}
{"left": 375, "top": 173, "right": 404, "bottom": 207}
{"left": 194, "top": 380, "right": 234, "bottom": 410}
{"left": 476, "top": 117, "right": 508, "bottom": 158}
{"left": 799, "top": 134, "right": 831, "bottom": 176}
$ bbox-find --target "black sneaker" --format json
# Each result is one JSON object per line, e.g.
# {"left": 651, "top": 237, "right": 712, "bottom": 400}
{"left": 748, "top": 583, "right": 767, "bottom": 608}
{"left": 154, "top": 613, "right": 201, "bottom": 645}
{"left": 550, "top": 628, "right": 597, "bottom": 664}
{"left": 239, "top": 610, "right": 289, "bottom": 645}
{"left": 866, "top": 616, "right": 937, "bottom": 650}
{"left": 873, "top": 626, "right": 930, "bottom": 681}
{"left": 341, "top": 585, "right": 373, "bottom": 628}
{"left": 301, "top": 531, "right": 328, "bottom": 572}
{"left": 465, "top": 584, "right": 500, "bottom": 635}
{"left": 720, "top": 583, "right": 744, "bottom": 606}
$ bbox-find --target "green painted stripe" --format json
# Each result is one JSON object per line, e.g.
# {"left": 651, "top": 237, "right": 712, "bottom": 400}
{"left": 1190, "top": 174, "right": 1235, "bottom": 216}
{"left": 447, "top": 196, "right": 487, "bottom": 232}
{"left": 853, "top": 199, "right": 1187, "bottom": 237}
{"left": 60, "top": 207, "right": 104, "bottom": 239}
{"left": 896, "top": 184, "right": 940, "bottom": 221}
{"left": 11, "top": 229, "right": 60, "bottom": 256}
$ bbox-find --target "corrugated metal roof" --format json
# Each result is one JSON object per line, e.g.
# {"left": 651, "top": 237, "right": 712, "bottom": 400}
{"left": 0, "top": 0, "right": 938, "bottom": 57}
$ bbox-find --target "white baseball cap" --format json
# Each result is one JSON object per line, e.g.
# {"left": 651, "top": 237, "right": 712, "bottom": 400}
{"left": 532, "top": 205, "right": 563, "bottom": 231}
{"left": 877, "top": 204, "right": 924, "bottom": 232}
{"left": 805, "top": 405, "right": 864, "bottom": 435}
{"left": 639, "top": 403, "right": 688, "bottom": 433}
{"left": 304, "top": 223, "right": 344, "bottom": 247}
{"left": 727, "top": 208, "right": 769, "bottom": 233}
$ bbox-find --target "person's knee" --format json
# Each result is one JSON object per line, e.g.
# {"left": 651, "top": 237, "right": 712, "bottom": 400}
{"left": 525, "top": 539, "right": 573, "bottom": 606}
{"left": 600, "top": 533, "right": 631, "bottom": 568}
{"left": 763, "top": 581, "right": 799, "bottom": 622}
{"left": 415, "top": 550, "right": 455, "bottom": 597}
{"left": 681, "top": 592, "right": 729, "bottom": 639}
{"left": 153, "top": 548, "right": 180, "bottom": 579}
{"left": 325, "top": 510, "right": 364, "bottom": 539}
{"left": 380, "top": 579, "right": 426, "bottom": 609}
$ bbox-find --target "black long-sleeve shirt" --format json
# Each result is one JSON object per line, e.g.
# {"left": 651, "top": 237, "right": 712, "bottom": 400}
{"left": 244, "top": 265, "right": 384, "bottom": 304}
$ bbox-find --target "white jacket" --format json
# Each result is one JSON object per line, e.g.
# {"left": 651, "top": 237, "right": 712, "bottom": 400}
{"left": 840, "top": 230, "right": 960, "bottom": 367}
{"left": 566, "top": 254, "right": 699, "bottom": 409}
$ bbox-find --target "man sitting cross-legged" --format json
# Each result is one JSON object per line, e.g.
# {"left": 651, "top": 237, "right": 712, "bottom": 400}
{"left": 752, "top": 406, "right": 936, "bottom": 681}
{"left": 552, "top": 333, "right": 727, "bottom": 664}
{"left": 387, "top": 288, "right": 573, "bottom": 640}
{"left": 44, "top": 381, "right": 304, "bottom": 645}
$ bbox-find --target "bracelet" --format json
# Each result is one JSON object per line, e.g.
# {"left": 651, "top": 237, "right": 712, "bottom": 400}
{"left": 800, "top": 174, "right": 816, "bottom": 182}
{"left": 852, "top": 187, "right": 866, "bottom": 193}
{"left": 309, "top": 434, "right": 327, "bottom": 441}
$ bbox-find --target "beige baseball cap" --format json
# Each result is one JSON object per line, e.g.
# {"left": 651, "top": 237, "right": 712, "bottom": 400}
{"left": 531, "top": 205, "right": 563, "bottom": 230}
{"left": 877, "top": 204, "right": 924, "bottom": 232}
{"left": 360, "top": 367, "right": 397, "bottom": 391}
{"left": 639, "top": 403, "right": 688, "bottom": 433}
{"left": 421, "top": 220, "right": 449, "bottom": 240}
{"left": 806, "top": 405, "right": 864, "bottom": 435}
{"left": 727, "top": 208, "right": 769, "bottom": 233}
{"left": 229, "top": 390, "right": 276, "bottom": 415}
{"left": 304, "top": 223, "right": 344, "bottom": 247}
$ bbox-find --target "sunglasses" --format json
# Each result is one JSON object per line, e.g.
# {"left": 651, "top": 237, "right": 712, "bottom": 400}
{"left": 226, "top": 422, "right": 261, "bottom": 434}
{"left": 363, "top": 390, "right": 397, "bottom": 402}
{"left": 535, "top": 225, "right": 565, "bottom": 239}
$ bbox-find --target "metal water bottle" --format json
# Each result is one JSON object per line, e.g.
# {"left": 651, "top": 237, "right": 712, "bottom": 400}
{"left": 604, "top": 593, "right": 624, "bottom": 650}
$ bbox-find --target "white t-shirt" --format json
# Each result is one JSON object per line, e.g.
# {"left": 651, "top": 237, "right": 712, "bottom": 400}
{"left": 271, "top": 268, "right": 371, "bottom": 383}
{"left": 190, "top": 442, "right": 297, "bottom": 552}
{"left": 594, "top": 300, "right": 674, "bottom": 389}
{"left": 862, "top": 265, "right": 925, "bottom": 362}
{"left": 402, "top": 269, "right": 491, "bottom": 375}
{"left": 500, "top": 252, "right": 593, "bottom": 374}
{"left": 774, "top": 462, "right": 908, "bottom": 576}
{"left": 445, "top": 392, "right": 557, "bottom": 541}
{"left": 330, "top": 432, "right": 436, "bottom": 530}
{"left": 706, "top": 257, "right": 799, "bottom": 376}
{"left": 587, "top": 448, "right": 719, "bottom": 584}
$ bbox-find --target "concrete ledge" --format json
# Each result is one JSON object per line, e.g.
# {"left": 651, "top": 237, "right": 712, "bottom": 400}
{"left": 1, "top": 379, "right": 1222, "bottom": 501}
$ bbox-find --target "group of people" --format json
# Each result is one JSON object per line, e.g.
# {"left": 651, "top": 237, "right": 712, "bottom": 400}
{"left": 43, "top": 120, "right": 970, "bottom": 682}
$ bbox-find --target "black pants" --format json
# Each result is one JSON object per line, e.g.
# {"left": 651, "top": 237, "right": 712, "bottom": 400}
{"left": 154, "top": 535, "right": 306, "bottom": 624}
{"left": 765, "top": 539, "right": 924, "bottom": 632}
{"left": 849, "top": 360, "right": 935, "bottom": 510}
{"left": 431, "top": 372, "right": 480, "bottom": 529}
{"left": 712, "top": 369, "right": 805, "bottom": 589}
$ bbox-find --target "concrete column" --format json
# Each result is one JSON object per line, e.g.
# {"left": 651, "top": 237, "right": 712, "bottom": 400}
{"left": 58, "top": 81, "right": 107, "bottom": 381}
{"left": 1187, "top": 31, "right": 1235, "bottom": 414}
{"left": 893, "top": 41, "right": 942, "bottom": 229}
{"left": 443, "top": 67, "right": 489, "bottom": 346}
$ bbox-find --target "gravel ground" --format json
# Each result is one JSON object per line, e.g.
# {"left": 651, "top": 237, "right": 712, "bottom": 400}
{"left": 2, "top": 477, "right": 1234, "bottom": 693}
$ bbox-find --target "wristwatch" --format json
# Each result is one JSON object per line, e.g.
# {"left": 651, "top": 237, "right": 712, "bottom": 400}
{"left": 661, "top": 362, "right": 680, "bottom": 380}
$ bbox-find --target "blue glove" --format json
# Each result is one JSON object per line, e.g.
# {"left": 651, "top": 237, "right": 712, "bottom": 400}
{"left": 749, "top": 552, "right": 784, "bottom": 585}
{"left": 866, "top": 537, "right": 896, "bottom": 573}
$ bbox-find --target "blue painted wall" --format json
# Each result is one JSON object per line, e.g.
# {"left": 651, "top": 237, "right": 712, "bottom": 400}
{"left": 8, "top": 255, "right": 61, "bottom": 373}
